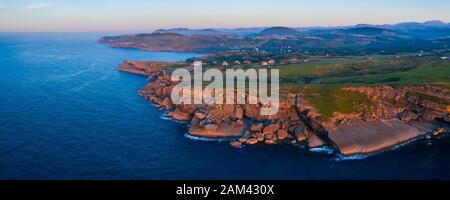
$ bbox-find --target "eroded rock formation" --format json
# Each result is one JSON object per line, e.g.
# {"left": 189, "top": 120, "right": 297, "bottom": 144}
{"left": 123, "top": 61, "right": 449, "bottom": 156}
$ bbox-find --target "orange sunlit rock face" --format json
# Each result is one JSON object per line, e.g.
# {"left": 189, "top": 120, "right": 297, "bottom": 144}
{"left": 122, "top": 61, "right": 450, "bottom": 156}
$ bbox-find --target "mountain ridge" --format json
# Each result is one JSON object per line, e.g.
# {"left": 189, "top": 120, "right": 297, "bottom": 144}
{"left": 99, "top": 21, "right": 450, "bottom": 54}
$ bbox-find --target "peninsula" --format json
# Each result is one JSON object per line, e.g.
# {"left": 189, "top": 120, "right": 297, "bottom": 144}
{"left": 102, "top": 23, "right": 450, "bottom": 157}
{"left": 116, "top": 58, "right": 449, "bottom": 157}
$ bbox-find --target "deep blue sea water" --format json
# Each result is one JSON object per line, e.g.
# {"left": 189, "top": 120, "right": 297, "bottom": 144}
{"left": 1, "top": 33, "right": 450, "bottom": 180}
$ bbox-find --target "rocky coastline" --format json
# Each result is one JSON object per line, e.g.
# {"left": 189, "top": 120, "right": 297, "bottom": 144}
{"left": 120, "top": 61, "right": 450, "bottom": 157}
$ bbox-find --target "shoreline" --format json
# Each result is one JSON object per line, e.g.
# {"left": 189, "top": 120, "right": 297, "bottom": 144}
{"left": 119, "top": 60, "right": 450, "bottom": 157}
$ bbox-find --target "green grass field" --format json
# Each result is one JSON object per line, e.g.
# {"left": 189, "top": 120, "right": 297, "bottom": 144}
{"left": 173, "top": 54, "right": 450, "bottom": 119}
{"left": 278, "top": 55, "right": 450, "bottom": 86}
{"left": 285, "top": 85, "right": 374, "bottom": 120}
{"left": 277, "top": 55, "right": 450, "bottom": 119}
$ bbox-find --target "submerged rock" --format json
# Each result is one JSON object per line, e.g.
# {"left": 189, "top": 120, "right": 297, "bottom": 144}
{"left": 246, "top": 138, "right": 259, "bottom": 145}
{"left": 238, "top": 138, "right": 248, "bottom": 143}
{"left": 230, "top": 141, "right": 243, "bottom": 148}
{"left": 432, "top": 127, "right": 445, "bottom": 136}
{"left": 265, "top": 140, "right": 276, "bottom": 145}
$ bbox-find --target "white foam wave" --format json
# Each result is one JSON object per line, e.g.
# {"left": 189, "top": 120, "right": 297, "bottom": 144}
{"left": 159, "top": 115, "right": 189, "bottom": 124}
{"left": 184, "top": 133, "right": 233, "bottom": 142}
{"left": 309, "top": 146, "right": 334, "bottom": 154}
{"left": 332, "top": 154, "right": 369, "bottom": 161}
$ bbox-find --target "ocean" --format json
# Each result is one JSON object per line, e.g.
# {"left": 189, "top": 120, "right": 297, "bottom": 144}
{"left": 0, "top": 33, "right": 449, "bottom": 180}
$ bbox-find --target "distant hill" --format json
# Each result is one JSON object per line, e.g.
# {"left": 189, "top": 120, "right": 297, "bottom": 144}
{"left": 348, "top": 21, "right": 450, "bottom": 39}
{"left": 98, "top": 32, "right": 255, "bottom": 53}
{"left": 155, "top": 28, "right": 190, "bottom": 32}
{"left": 99, "top": 20, "right": 450, "bottom": 54}
{"left": 152, "top": 27, "right": 267, "bottom": 36}
{"left": 218, "top": 27, "right": 267, "bottom": 36}
{"left": 149, "top": 21, "right": 450, "bottom": 38}
{"left": 152, "top": 26, "right": 302, "bottom": 37}
{"left": 337, "top": 27, "right": 396, "bottom": 36}
{"left": 154, "top": 28, "right": 227, "bottom": 36}
{"left": 257, "top": 26, "right": 301, "bottom": 36}
{"left": 423, "top": 20, "right": 448, "bottom": 27}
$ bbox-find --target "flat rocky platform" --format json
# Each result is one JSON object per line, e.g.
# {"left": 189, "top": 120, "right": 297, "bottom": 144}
{"left": 329, "top": 120, "right": 438, "bottom": 156}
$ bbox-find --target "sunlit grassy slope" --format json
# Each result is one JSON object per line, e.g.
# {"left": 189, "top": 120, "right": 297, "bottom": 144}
{"left": 278, "top": 55, "right": 450, "bottom": 118}
{"left": 171, "top": 55, "right": 449, "bottom": 118}
{"left": 284, "top": 85, "right": 374, "bottom": 120}
{"left": 279, "top": 55, "right": 450, "bottom": 86}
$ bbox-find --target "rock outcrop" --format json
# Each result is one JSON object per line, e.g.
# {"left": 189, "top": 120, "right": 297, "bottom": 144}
{"left": 329, "top": 120, "right": 432, "bottom": 156}
{"left": 121, "top": 61, "right": 450, "bottom": 156}
{"left": 343, "top": 85, "right": 450, "bottom": 122}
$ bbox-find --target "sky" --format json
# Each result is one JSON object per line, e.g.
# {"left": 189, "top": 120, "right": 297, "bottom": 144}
{"left": 0, "top": 0, "right": 450, "bottom": 32}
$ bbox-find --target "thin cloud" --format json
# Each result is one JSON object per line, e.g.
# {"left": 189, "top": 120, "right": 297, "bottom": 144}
{"left": 24, "top": 3, "right": 50, "bottom": 10}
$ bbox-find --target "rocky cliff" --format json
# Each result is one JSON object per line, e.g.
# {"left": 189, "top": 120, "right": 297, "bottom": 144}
{"left": 121, "top": 61, "right": 449, "bottom": 156}
{"left": 343, "top": 85, "right": 450, "bottom": 123}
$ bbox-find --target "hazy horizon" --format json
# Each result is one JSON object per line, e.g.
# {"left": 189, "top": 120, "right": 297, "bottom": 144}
{"left": 1, "top": 0, "right": 450, "bottom": 32}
